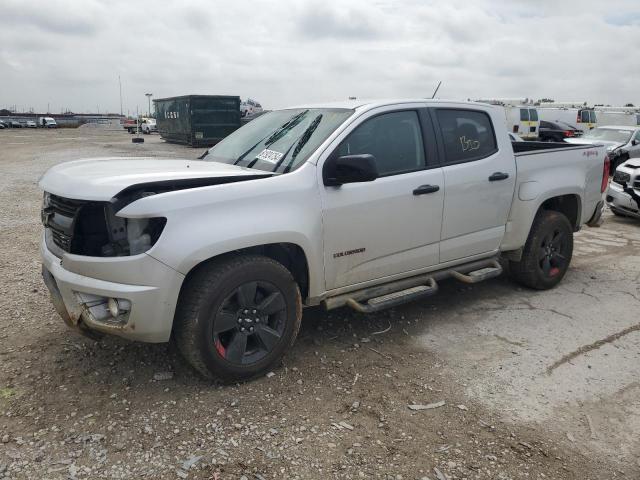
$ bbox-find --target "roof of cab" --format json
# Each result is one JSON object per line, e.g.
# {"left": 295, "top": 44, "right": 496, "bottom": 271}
{"left": 283, "top": 98, "right": 498, "bottom": 111}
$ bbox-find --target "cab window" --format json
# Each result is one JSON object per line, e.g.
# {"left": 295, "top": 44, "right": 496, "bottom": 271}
{"left": 336, "top": 111, "right": 425, "bottom": 176}
{"left": 590, "top": 111, "right": 597, "bottom": 123}
{"left": 529, "top": 109, "right": 538, "bottom": 121}
{"left": 520, "top": 109, "right": 529, "bottom": 121}
{"left": 436, "top": 109, "right": 498, "bottom": 164}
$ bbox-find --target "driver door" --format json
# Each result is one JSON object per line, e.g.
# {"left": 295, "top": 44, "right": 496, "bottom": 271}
{"left": 319, "top": 108, "right": 445, "bottom": 291}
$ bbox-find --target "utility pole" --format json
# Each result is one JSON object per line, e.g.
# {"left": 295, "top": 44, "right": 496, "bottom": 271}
{"left": 145, "top": 93, "right": 153, "bottom": 117}
{"left": 119, "top": 75, "right": 123, "bottom": 116}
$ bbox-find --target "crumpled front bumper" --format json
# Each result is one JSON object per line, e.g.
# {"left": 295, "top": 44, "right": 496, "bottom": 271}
{"left": 41, "top": 234, "right": 184, "bottom": 343}
{"left": 606, "top": 183, "right": 640, "bottom": 219}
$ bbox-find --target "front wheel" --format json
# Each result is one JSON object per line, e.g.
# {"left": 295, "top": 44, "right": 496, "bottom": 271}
{"left": 509, "top": 210, "right": 573, "bottom": 290}
{"left": 174, "top": 255, "right": 302, "bottom": 382}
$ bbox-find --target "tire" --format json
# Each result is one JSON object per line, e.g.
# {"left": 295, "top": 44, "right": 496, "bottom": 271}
{"left": 509, "top": 210, "right": 573, "bottom": 290}
{"left": 174, "top": 255, "right": 302, "bottom": 382}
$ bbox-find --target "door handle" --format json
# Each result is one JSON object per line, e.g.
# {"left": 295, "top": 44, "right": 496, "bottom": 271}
{"left": 413, "top": 184, "right": 440, "bottom": 195}
{"left": 489, "top": 172, "right": 509, "bottom": 182}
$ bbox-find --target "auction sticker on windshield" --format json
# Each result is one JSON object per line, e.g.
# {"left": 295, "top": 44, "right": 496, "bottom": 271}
{"left": 256, "top": 149, "right": 284, "bottom": 164}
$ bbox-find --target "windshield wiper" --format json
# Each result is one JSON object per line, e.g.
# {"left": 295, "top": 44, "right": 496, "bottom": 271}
{"left": 278, "top": 114, "right": 323, "bottom": 173}
{"left": 233, "top": 110, "right": 309, "bottom": 167}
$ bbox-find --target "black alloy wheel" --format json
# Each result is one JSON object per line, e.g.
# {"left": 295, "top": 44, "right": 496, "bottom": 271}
{"left": 213, "top": 281, "right": 287, "bottom": 365}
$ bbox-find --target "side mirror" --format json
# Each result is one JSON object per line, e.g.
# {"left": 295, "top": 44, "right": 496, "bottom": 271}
{"left": 632, "top": 139, "right": 639, "bottom": 146}
{"left": 323, "top": 154, "right": 378, "bottom": 186}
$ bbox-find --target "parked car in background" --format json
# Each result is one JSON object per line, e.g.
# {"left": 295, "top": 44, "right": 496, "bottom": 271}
{"left": 0, "top": 122, "right": 5, "bottom": 129}
{"left": 9, "top": 120, "right": 22, "bottom": 128}
{"left": 123, "top": 118, "right": 139, "bottom": 134}
{"left": 538, "top": 120, "right": 582, "bottom": 142}
{"left": 566, "top": 125, "right": 640, "bottom": 172}
{"left": 538, "top": 105, "right": 597, "bottom": 133}
{"left": 39, "top": 99, "right": 608, "bottom": 381}
{"left": 38, "top": 117, "right": 58, "bottom": 128}
{"left": 607, "top": 158, "right": 640, "bottom": 218}
{"left": 25, "top": 120, "right": 37, "bottom": 128}
{"left": 141, "top": 118, "right": 157, "bottom": 134}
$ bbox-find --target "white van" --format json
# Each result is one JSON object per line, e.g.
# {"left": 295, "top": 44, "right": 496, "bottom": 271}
{"left": 594, "top": 107, "right": 640, "bottom": 127}
{"left": 537, "top": 104, "right": 596, "bottom": 133}
{"left": 38, "top": 117, "right": 57, "bottom": 128}
{"left": 476, "top": 99, "right": 539, "bottom": 140}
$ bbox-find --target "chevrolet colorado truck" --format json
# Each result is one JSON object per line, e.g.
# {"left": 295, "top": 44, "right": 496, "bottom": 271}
{"left": 39, "top": 100, "right": 608, "bottom": 381}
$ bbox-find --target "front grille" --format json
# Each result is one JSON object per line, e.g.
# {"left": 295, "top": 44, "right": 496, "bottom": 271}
{"left": 613, "top": 171, "right": 631, "bottom": 185}
{"left": 49, "top": 194, "right": 84, "bottom": 217}
{"left": 44, "top": 194, "right": 87, "bottom": 252}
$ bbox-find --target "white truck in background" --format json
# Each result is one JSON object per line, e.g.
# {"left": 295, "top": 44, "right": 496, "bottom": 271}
{"left": 39, "top": 99, "right": 608, "bottom": 382}
{"left": 475, "top": 99, "right": 539, "bottom": 140}
{"left": 240, "top": 98, "right": 263, "bottom": 118}
{"left": 38, "top": 117, "right": 58, "bottom": 128}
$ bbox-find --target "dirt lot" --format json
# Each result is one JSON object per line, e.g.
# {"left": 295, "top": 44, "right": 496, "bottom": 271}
{"left": 0, "top": 125, "right": 638, "bottom": 479}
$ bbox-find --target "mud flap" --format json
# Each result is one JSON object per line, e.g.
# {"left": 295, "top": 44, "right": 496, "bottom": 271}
{"left": 586, "top": 200, "right": 605, "bottom": 228}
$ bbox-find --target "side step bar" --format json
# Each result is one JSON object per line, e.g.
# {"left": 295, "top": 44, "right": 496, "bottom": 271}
{"left": 346, "top": 278, "right": 438, "bottom": 313}
{"left": 322, "top": 257, "right": 503, "bottom": 313}
{"left": 450, "top": 260, "right": 502, "bottom": 284}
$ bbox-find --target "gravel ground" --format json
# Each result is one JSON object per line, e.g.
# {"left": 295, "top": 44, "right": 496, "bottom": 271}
{"left": 0, "top": 125, "right": 638, "bottom": 479}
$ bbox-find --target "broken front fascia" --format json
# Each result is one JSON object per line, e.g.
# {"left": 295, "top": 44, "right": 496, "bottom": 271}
{"left": 42, "top": 189, "right": 166, "bottom": 258}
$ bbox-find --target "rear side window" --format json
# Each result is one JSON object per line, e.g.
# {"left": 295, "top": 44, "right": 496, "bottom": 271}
{"left": 529, "top": 109, "right": 538, "bottom": 121}
{"left": 436, "top": 109, "right": 498, "bottom": 164}
{"left": 336, "top": 111, "right": 425, "bottom": 176}
{"left": 520, "top": 109, "right": 529, "bottom": 121}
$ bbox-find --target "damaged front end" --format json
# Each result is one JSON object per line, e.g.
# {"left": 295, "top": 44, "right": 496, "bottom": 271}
{"left": 42, "top": 190, "right": 166, "bottom": 258}
{"left": 40, "top": 189, "right": 169, "bottom": 339}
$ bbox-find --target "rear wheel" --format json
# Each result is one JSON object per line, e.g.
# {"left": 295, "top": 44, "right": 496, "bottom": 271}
{"left": 509, "top": 210, "right": 573, "bottom": 290}
{"left": 174, "top": 255, "right": 302, "bottom": 382}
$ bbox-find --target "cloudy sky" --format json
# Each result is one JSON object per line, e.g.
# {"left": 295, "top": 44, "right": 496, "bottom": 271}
{"left": 0, "top": 0, "right": 639, "bottom": 114}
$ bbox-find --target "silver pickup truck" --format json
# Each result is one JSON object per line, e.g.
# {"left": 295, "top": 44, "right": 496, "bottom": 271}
{"left": 39, "top": 99, "right": 608, "bottom": 381}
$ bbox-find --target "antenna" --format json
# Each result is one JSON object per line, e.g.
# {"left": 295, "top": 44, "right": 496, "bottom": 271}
{"left": 431, "top": 81, "right": 442, "bottom": 99}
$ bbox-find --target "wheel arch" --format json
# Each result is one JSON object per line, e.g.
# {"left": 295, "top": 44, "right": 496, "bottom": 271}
{"left": 539, "top": 193, "right": 582, "bottom": 231}
{"left": 179, "top": 242, "right": 311, "bottom": 302}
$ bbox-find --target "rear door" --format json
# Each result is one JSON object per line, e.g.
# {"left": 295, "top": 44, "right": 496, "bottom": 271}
{"left": 430, "top": 107, "right": 516, "bottom": 263}
{"left": 320, "top": 107, "right": 445, "bottom": 290}
{"left": 528, "top": 108, "right": 539, "bottom": 139}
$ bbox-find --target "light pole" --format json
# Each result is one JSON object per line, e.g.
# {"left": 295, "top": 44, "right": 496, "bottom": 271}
{"left": 145, "top": 93, "right": 153, "bottom": 117}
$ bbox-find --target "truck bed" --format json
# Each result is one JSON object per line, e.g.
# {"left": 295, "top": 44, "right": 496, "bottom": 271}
{"left": 500, "top": 140, "right": 606, "bottom": 251}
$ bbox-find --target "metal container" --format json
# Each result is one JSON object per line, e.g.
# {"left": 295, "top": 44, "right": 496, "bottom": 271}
{"left": 154, "top": 95, "right": 241, "bottom": 147}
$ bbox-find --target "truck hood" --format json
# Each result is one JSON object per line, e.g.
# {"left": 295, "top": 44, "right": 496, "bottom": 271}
{"left": 564, "top": 138, "right": 623, "bottom": 152}
{"left": 39, "top": 157, "right": 272, "bottom": 201}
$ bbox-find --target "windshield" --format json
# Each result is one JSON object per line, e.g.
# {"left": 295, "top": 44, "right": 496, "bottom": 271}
{"left": 582, "top": 128, "right": 633, "bottom": 144}
{"left": 202, "top": 108, "right": 354, "bottom": 173}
